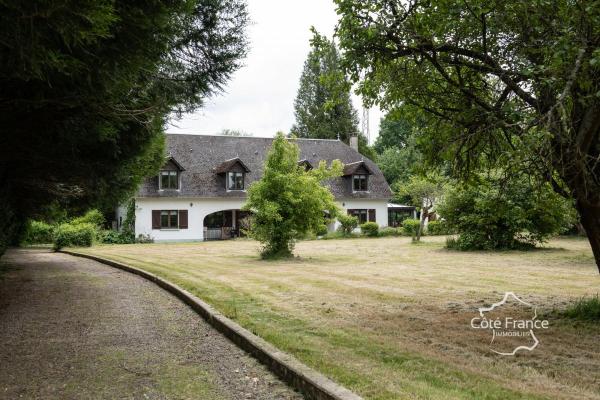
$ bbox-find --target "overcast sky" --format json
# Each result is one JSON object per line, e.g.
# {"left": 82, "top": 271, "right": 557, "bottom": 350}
{"left": 166, "top": 0, "right": 382, "bottom": 143}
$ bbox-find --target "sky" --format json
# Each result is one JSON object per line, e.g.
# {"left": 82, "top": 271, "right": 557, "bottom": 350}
{"left": 166, "top": 0, "right": 382, "bottom": 143}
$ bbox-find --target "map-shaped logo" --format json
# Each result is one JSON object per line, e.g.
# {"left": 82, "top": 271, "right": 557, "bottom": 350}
{"left": 471, "top": 292, "right": 549, "bottom": 356}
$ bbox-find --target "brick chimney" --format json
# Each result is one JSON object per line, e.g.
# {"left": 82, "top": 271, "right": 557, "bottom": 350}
{"left": 349, "top": 135, "right": 359, "bottom": 151}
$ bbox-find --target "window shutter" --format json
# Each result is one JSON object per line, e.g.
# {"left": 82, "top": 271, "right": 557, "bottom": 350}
{"left": 152, "top": 210, "right": 161, "bottom": 229}
{"left": 179, "top": 210, "right": 188, "bottom": 229}
{"left": 368, "top": 209, "right": 376, "bottom": 222}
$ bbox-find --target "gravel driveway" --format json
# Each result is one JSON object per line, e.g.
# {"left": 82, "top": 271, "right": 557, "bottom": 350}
{"left": 0, "top": 248, "right": 303, "bottom": 400}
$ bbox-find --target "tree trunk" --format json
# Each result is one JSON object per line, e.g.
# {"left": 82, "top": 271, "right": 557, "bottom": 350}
{"left": 575, "top": 199, "right": 600, "bottom": 272}
{"left": 416, "top": 207, "right": 428, "bottom": 241}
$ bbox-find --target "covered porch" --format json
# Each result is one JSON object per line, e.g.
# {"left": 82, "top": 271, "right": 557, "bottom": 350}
{"left": 203, "top": 209, "right": 250, "bottom": 240}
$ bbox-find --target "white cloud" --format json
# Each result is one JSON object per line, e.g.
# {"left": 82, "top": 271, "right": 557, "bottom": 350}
{"left": 167, "top": 0, "right": 382, "bottom": 143}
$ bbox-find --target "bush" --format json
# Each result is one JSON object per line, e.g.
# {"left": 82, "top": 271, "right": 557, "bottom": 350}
{"left": 315, "top": 224, "right": 329, "bottom": 236}
{"left": 71, "top": 209, "right": 105, "bottom": 227}
{"left": 563, "top": 295, "right": 600, "bottom": 321}
{"left": 22, "top": 220, "right": 54, "bottom": 244}
{"left": 360, "top": 221, "right": 379, "bottom": 237}
{"left": 53, "top": 222, "right": 97, "bottom": 250}
{"left": 98, "top": 230, "right": 135, "bottom": 244}
{"left": 401, "top": 219, "right": 421, "bottom": 236}
{"left": 438, "top": 175, "right": 575, "bottom": 250}
{"left": 321, "top": 231, "right": 360, "bottom": 240}
{"left": 427, "top": 220, "right": 451, "bottom": 235}
{"left": 378, "top": 227, "right": 402, "bottom": 237}
{"left": 337, "top": 214, "right": 359, "bottom": 236}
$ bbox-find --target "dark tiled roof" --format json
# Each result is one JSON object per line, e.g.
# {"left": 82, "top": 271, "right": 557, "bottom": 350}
{"left": 138, "top": 134, "right": 392, "bottom": 200}
{"left": 342, "top": 161, "right": 372, "bottom": 176}
{"left": 214, "top": 157, "right": 251, "bottom": 174}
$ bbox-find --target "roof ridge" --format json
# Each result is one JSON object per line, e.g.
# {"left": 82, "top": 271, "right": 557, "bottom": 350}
{"left": 164, "top": 133, "right": 342, "bottom": 142}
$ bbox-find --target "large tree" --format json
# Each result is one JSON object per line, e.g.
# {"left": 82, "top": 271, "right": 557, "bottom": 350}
{"left": 0, "top": 0, "right": 248, "bottom": 254}
{"left": 291, "top": 28, "right": 373, "bottom": 158}
{"left": 335, "top": 0, "right": 600, "bottom": 270}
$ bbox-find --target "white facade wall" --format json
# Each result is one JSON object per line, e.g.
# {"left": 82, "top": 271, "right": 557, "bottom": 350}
{"left": 135, "top": 197, "right": 245, "bottom": 242}
{"left": 333, "top": 198, "right": 389, "bottom": 230}
{"left": 134, "top": 197, "right": 388, "bottom": 242}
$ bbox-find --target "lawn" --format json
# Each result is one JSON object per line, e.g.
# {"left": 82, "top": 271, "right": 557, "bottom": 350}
{"left": 73, "top": 236, "right": 600, "bottom": 400}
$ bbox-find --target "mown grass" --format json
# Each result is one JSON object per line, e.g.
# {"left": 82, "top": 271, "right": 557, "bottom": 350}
{"left": 74, "top": 236, "right": 600, "bottom": 400}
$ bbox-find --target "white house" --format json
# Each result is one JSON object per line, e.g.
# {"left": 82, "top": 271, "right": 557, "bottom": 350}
{"left": 118, "top": 134, "right": 392, "bottom": 242}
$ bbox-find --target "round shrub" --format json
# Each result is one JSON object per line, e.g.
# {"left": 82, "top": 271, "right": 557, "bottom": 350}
{"left": 337, "top": 214, "right": 358, "bottom": 236}
{"left": 53, "top": 222, "right": 97, "bottom": 250}
{"left": 401, "top": 219, "right": 421, "bottom": 236}
{"left": 378, "top": 227, "right": 401, "bottom": 237}
{"left": 360, "top": 221, "right": 379, "bottom": 237}
{"left": 23, "top": 220, "right": 54, "bottom": 244}
{"left": 315, "top": 224, "right": 329, "bottom": 236}
{"left": 427, "top": 220, "right": 451, "bottom": 235}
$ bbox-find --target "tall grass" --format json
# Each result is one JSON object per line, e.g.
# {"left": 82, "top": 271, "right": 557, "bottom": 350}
{"left": 564, "top": 294, "right": 600, "bottom": 321}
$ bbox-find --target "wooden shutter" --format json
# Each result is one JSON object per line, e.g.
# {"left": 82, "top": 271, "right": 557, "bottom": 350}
{"left": 368, "top": 209, "right": 376, "bottom": 222}
{"left": 179, "top": 210, "right": 188, "bottom": 229}
{"left": 152, "top": 210, "right": 161, "bottom": 229}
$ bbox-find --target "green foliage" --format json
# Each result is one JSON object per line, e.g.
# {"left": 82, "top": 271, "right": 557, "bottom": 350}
{"left": 321, "top": 231, "right": 360, "bottom": 240}
{"left": 438, "top": 174, "right": 576, "bottom": 250}
{"left": 22, "top": 220, "right": 55, "bottom": 244}
{"left": 243, "top": 133, "right": 342, "bottom": 258}
{"left": 120, "top": 199, "right": 136, "bottom": 243}
{"left": 53, "top": 222, "right": 97, "bottom": 250}
{"left": 563, "top": 295, "right": 600, "bottom": 322}
{"left": 401, "top": 219, "right": 421, "bottom": 237}
{"left": 337, "top": 214, "right": 359, "bottom": 236}
{"left": 374, "top": 112, "right": 413, "bottom": 154}
{"left": 360, "top": 222, "right": 379, "bottom": 237}
{"left": 71, "top": 209, "right": 105, "bottom": 227}
{"left": 291, "top": 28, "right": 373, "bottom": 158}
{"left": 0, "top": 0, "right": 249, "bottom": 252}
{"left": 377, "top": 139, "right": 422, "bottom": 187}
{"left": 334, "top": 0, "right": 600, "bottom": 268}
{"left": 427, "top": 220, "right": 452, "bottom": 236}
{"left": 315, "top": 224, "right": 329, "bottom": 236}
{"left": 378, "top": 227, "right": 402, "bottom": 237}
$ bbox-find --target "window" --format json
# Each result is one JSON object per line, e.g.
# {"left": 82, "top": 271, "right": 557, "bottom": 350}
{"left": 227, "top": 172, "right": 244, "bottom": 190}
{"left": 348, "top": 209, "right": 368, "bottom": 224}
{"left": 160, "top": 210, "right": 178, "bottom": 228}
{"left": 353, "top": 174, "right": 368, "bottom": 191}
{"left": 159, "top": 170, "right": 179, "bottom": 190}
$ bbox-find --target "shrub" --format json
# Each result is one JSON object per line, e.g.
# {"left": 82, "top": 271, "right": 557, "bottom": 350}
{"left": 315, "top": 224, "right": 329, "bottom": 236}
{"left": 401, "top": 219, "right": 421, "bottom": 236}
{"left": 71, "top": 209, "right": 105, "bottom": 227}
{"left": 99, "top": 230, "right": 135, "bottom": 244}
{"left": 563, "top": 295, "right": 600, "bottom": 321}
{"left": 438, "top": 175, "right": 575, "bottom": 250}
{"left": 337, "top": 214, "right": 358, "bottom": 236}
{"left": 53, "top": 222, "right": 97, "bottom": 250}
{"left": 360, "top": 221, "right": 379, "bottom": 237}
{"left": 322, "top": 231, "right": 360, "bottom": 240}
{"left": 22, "top": 220, "right": 54, "bottom": 244}
{"left": 378, "top": 227, "right": 401, "bottom": 237}
{"left": 427, "top": 220, "right": 451, "bottom": 235}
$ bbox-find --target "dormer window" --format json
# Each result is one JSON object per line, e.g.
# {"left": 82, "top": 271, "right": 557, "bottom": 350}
{"left": 353, "top": 174, "right": 368, "bottom": 191}
{"left": 160, "top": 170, "right": 179, "bottom": 190}
{"left": 215, "top": 157, "right": 250, "bottom": 191}
{"left": 227, "top": 171, "right": 245, "bottom": 191}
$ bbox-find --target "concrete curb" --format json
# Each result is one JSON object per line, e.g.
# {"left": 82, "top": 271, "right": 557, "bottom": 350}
{"left": 60, "top": 250, "right": 363, "bottom": 400}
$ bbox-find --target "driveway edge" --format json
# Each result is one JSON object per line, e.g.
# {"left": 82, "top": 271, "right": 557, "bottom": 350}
{"left": 60, "top": 250, "right": 363, "bottom": 400}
